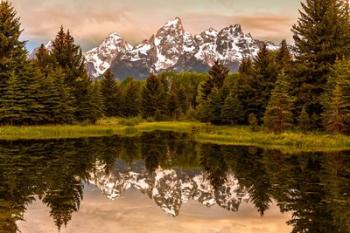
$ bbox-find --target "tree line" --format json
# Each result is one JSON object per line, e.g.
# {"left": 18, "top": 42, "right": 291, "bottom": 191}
{"left": 1, "top": 0, "right": 350, "bottom": 134}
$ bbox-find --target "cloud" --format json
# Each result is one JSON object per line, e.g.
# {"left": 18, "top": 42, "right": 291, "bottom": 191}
{"left": 10, "top": 0, "right": 299, "bottom": 51}
{"left": 182, "top": 12, "right": 296, "bottom": 43}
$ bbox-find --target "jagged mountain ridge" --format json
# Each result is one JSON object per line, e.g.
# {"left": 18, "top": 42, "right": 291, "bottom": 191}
{"left": 89, "top": 160, "right": 249, "bottom": 216}
{"left": 85, "top": 17, "right": 280, "bottom": 79}
{"left": 31, "top": 17, "right": 281, "bottom": 79}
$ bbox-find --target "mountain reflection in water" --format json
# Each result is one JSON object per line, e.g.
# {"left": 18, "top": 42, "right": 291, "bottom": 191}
{"left": 0, "top": 131, "right": 349, "bottom": 233}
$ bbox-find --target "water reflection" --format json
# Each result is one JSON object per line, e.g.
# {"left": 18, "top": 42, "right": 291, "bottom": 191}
{"left": 0, "top": 131, "right": 349, "bottom": 233}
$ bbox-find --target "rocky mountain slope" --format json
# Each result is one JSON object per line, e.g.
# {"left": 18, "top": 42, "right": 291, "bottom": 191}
{"left": 31, "top": 17, "right": 281, "bottom": 79}
{"left": 85, "top": 17, "right": 280, "bottom": 79}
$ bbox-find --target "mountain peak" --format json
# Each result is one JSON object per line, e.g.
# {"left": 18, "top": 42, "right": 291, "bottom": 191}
{"left": 107, "top": 32, "right": 122, "bottom": 39}
{"left": 164, "top": 17, "right": 183, "bottom": 28}
{"left": 83, "top": 17, "right": 282, "bottom": 79}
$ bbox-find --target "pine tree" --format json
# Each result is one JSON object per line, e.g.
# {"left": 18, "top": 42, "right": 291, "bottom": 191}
{"left": 74, "top": 74, "right": 94, "bottom": 122}
{"left": 292, "top": 0, "right": 350, "bottom": 125}
{"left": 123, "top": 79, "right": 141, "bottom": 117}
{"left": 35, "top": 44, "right": 55, "bottom": 77}
{"left": 0, "top": 63, "right": 45, "bottom": 125}
{"left": 298, "top": 106, "right": 311, "bottom": 132}
{"left": 38, "top": 73, "right": 63, "bottom": 124}
{"left": 324, "top": 83, "right": 348, "bottom": 133}
{"left": 206, "top": 88, "right": 226, "bottom": 124}
{"left": 209, "top": 61, "right": 229, "bottom": 90}
{"left": 53, "top": 74, "right": 75, "bottom": 124}
{"left": 234, "top": 43, "right": 277, "bottom": 124}
{"left": 199, "top": 61, "right": 229, "bottom": 101}
{"left": 0, "top": 73, "right": 22, "bottom": 125}
{"left": 167, "top": 90, "right": 180, "bottom": 119}
{"left": 199, "top": 79, "right": 214, "bottom": 101}
{"left": 220, "top": 95, "right": 243, "bottom": 125}
{"left": 323, "top": 59, "right": 350, "bottom": 133}
{"left": 51, "top": 26, "right": 93, "bottom": 122}
{"left": 264, "top": 72, "right": 294, "bottom": 133}
{"left": 0, "top": 1, "right": 33, "bottom": 124}
{"left": 235, "top": 57, "right": 256, "bottom": 122}
{"left": 248, "top": 113, "right": 259, "bottom": 132}
{"left": 34, "top": 44, "right": 76, "bottom": 124}
{"left": 196, "top": 101, "right": 213, "bottom": 123}
{"left": 89, "top": 81, "right": 104, "bottom": 123}
{"left": 141, "top": 74, "right": 167, "bottom": 118}
{"left": 101, "top": 69, "right": 119, "bottom": 116}
{"left": 239, "top": 57, "right": 254, "bottom": 75}
{"left": 276, "top": 40, "right": 292, "bottom": 72}
{"left": 177, "top": 86, "right": 188, "bottom": 114}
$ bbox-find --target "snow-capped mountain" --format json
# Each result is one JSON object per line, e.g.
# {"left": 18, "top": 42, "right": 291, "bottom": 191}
{"left": 86, "top": 17, "right": 281, "bottom": 79}
{"left": 85, "top": 32, "right": 133, "bottom": 78}
{"left": 30, "top": 17, "right": 282, "bottom": 79}
{"left": 89, "top": 160, "right": 249, "bottom": 216}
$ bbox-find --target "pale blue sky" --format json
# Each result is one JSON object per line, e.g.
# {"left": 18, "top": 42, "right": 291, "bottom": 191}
{"left": 10, "top": 0, "right": 301, "bottom": 51}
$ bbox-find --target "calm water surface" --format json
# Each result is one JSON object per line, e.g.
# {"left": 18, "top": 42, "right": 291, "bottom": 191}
{"left": 0, "top": 131, "right": 349, "bottom": 233}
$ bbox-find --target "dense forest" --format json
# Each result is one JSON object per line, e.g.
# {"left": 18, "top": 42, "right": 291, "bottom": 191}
{"left": 1, "top": 0, "right": 350, "bottom": 134}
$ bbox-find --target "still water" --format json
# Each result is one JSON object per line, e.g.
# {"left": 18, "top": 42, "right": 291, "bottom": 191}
{"left": 0, "top": 131, "right": 349, "bottom": 233}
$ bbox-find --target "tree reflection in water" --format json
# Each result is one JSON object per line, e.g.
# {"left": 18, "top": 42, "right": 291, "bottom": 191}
{"left": 0, "top": 131, "right": 349, "bottom": 233}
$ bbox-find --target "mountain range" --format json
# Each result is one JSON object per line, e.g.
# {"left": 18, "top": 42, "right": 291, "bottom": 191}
{"left": 33, "top": 17, "right": 282, "bottom": 80}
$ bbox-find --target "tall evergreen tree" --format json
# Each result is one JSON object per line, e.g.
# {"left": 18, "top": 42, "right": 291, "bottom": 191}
{"left": 177, "top": 86, "right": 188, "bottom": 114}
{"left": 167, "top": 89, "right": 181, "bottom": 119}
{"left": 199, "top": 61, "right": 229, "bottom": 101}
{"left": 34, "top": 46, "right": 76, "bottom": 124}
{"left": 141, "top": 74, "right": 167, "bottom": 118}
{"left": 101, "top": 69, "right": 119, "bottom": 116}
{"left": 35, "top": 44, "right": 56, "bottom": 77}
{"left": 122, "top": 79, "right": 141, "bottom": 117}
{"left": 0, "top": 1, "right": 40, "bottom": 125}
{"left": 235, "top": 57, "right": 256, "bottom": 122}
{"left": 323, "top": 59, "right": 350, "bottom": 133}
{"left": 220, "top": 95, "right": 243, "bottom": 125}
{"left": 88, "top": 82, "right": 104, "bottom": 123}
{"left": 0, "top": 1, "right": 26, "bottom": 101}
{"left": 209, "top": 61, "right": 230, "bottom": 90}
{"left": 74, "top": 74, "right": 93, "bottom": 122}
{"left": 252, "top": 43, "right": 278, "bottom": 121}
{"left": 276, "top": 40, "right": 292, "bottom": 72}
{"left": 299, "top": 106, "right": 311, "bottom": 132}
{"left": 235, "top": 44, "right": 278, "bottom": 124}
{"left": 292, "top": 0, "right": 350, "bottom": 125}
{"left": 264, "top": 72, "right": 294, "bottom": 133}
{"left": 51, "top": 26, "right": 93, "bottom": 122}
{"left": 238, "top": 57, "right": 254, "bottom": 75}
{"left": 0, "top": 62, "right": 45, "bottom": 125}
{"left": 53, "top": 74, "right": 76, "bottom": 124}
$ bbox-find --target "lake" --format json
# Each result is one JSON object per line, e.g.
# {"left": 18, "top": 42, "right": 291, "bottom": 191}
{"left": 0, "top": 131, "right": 349, "bottom": 233}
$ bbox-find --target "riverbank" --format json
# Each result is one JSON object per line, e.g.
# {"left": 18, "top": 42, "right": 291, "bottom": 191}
{"left": 1, "top": 117, "right": 349, "bottom": 152}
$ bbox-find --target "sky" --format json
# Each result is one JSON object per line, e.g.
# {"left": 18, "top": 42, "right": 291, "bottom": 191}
{"left": 18, "top": 186, "right": 292, "bottom": 233}
{"left": 10, "top": 0, "right": 301, "bottom": 52}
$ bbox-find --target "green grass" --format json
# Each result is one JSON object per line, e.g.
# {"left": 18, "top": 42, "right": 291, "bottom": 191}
{"left": 1, "top": 117, "right": 350, "bottom": 152}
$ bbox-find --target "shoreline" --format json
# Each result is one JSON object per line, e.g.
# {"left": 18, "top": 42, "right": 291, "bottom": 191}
{"left": 1, "top": 118, "right": 349, "bottom": 153}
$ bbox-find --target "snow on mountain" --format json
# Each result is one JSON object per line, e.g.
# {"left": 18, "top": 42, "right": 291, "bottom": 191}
{"left": 85, "top": 32, "right": 133, "bottom": 78}
{"left": 89, "top": 160, "right": 249, "bottom": 217}
{"left": 151, "top": 17, "right": 185, "bottom": 72}
{"left": 30, "top": 17, "right": 283, "bottom": 79}
{"left": 110, "top": 17, "right": 282, "bottom": 79}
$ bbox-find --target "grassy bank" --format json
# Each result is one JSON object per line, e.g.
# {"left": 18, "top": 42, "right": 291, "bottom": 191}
{"left": 1, "top": 117, "right": 350, "bottom": 152}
